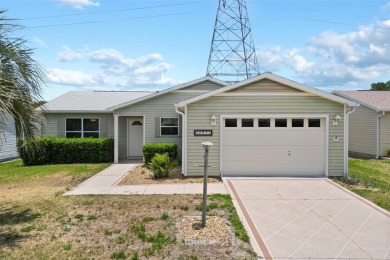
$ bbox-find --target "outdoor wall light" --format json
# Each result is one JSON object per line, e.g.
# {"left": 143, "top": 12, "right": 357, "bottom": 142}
{"left": 210, "top": 115, "right": 217, "bottom": 126}
{"left": 333, "top": 115, "right": 342, "bottom": 126}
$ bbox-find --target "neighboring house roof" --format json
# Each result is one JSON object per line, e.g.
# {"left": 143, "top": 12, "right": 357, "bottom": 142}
{"left": 176, "top": 72, "right": 359, "bottom": 108}
{"left": 333, "top": 91, "right": 390, "bottom": 112}
{"left": 108, "top": 76, "right": 228, "bottom": 111}
{"left": 39, "top": 91, "right": 153, "bottom": 113}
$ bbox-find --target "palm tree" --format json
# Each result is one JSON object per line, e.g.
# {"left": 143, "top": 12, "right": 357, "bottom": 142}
{"left": 0, "top": 9, "right": 46, "bottom": 144}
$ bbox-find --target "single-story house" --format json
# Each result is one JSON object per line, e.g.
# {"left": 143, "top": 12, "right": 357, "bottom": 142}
{"left": 333, "top": 91, "right": 390, "bottom": 158}
{"left": 40, "top": 72, "right": 359, "bottom": 177}
{"left": 0, "top": 114, "right": 19, "bottom": 162}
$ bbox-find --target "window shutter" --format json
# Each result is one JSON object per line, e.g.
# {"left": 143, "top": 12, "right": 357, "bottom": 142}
{"left": 178, "top": 116, "right": 182, "bottom": 137}
{"left": 155, "top": 117, "right": 160, "bottom": 137}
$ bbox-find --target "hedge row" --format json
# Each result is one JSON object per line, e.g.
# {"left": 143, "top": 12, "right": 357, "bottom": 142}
{"left": 143, "top": 143, "right": 178, "bottom": 165}
{"left": 18, "top": 137, "right": 114, "bottom": 166}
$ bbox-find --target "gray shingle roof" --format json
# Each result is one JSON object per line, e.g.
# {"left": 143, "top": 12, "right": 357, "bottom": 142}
{"left": 40, "top": 91, "right": 154, "bottom": 112}
{"left": 334, "top": 91, "right": 390, "bottom": 111}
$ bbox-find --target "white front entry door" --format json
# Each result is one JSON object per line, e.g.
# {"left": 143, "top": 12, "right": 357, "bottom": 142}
{"left": 128, "top": 118, "right": 143, "bottom": 158}
{"left": 221, "top": 117, "right": 326, "bottom": 177}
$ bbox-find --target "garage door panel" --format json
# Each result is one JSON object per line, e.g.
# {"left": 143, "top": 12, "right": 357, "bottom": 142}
{"left": 223, "top": 145, "right": 287, "bottom": 161}
{"left": 289, "top": 131, "right": 324, "bottom": 146}
{"left": 290, "top": 146, "right": 324, "bottom": 161}
{"left": 223, "top": 131, "right": 290, "bottom": 146}
{"left": 223, "top": 160, "right": 293, "bottom": 176}
{"left": 221, "top": 116, "right": 326, "bottom": 177}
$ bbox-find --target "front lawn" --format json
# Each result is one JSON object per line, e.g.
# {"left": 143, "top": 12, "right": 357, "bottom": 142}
{"left": 0, "top": 160, "right": 255, "bottom": 259}
{"left": 0, "top": 160, "right": 110, "bottom": 185}
{"left": 334, "top": 158, "right": 390, "bottom": 211}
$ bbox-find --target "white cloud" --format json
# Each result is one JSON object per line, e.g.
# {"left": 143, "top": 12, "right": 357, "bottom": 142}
{"left": 257, "top": 19, "right": 390, "bottom": 88}
{"left": 55, "top": 0, "right": 100, "bottom": 9}
{"left": 58, "top": 46, "right": 83, "bottom": 62}
{"left": 47, "top": 68, "right": 95, "bottom": 86}
{"left": 50, "top": 47, "right": 178, "bottom": 89}
{"left": 32, "top": 37, "right": 47, "bottom": 47}
{"left": 381, "top": 1, "right": 390, "bottom": 12}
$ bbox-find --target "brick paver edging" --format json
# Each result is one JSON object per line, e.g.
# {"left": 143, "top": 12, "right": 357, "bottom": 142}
{"left": 226, "top": 179, "right": 273, "bottom": 260}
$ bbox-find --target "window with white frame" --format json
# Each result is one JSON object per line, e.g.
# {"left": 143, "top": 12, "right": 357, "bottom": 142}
{"left": 66, "top": 118, "right": 99, "bottom": 138}
{"left": 160, "top": 118, "right": 179, "bottom": 136}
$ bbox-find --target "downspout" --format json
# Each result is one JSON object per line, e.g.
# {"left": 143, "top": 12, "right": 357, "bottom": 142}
{"left": 345, "top": 107, "right": 355, "bottom": 176}
{"left": 376, "top": 111, "right": 385, "bottom": 158}
{"left": 175, "top": 105, "right": 186, "bottom": 176}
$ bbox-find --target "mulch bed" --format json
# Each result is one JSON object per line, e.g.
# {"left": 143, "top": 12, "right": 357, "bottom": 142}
{"left": 118, "top": 164, "right": 222, "bottom": 185}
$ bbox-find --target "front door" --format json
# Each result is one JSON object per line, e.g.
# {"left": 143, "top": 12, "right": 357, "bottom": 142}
{"left": 128, "top": 118, "right": 143, "bottom": 158}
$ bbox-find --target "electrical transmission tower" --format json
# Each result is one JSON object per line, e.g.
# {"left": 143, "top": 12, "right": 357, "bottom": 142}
{"left": 206, "top": 0, "right": 260, "bottom": 83}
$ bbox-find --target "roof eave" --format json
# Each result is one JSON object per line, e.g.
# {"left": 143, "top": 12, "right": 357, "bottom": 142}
{"left": 41, "top": 110, "right": 113, "bottom": 114}
{"left": 332, "top": 91, "right": 384, "bottom": 111}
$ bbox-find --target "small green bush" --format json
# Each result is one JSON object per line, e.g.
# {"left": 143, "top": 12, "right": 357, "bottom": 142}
{"left": 149, "top": 153, "right": 176, "bottom": 179}
{"left": 18, "top": 137, "right": 114, "bottom": 166}
{"left": 143, "top": 143, "right": 177, "bottom": 165}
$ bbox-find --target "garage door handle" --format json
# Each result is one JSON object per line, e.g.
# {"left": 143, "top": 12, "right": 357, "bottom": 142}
{"left": 288, "top": 151, "right": 291, "bottom": 156}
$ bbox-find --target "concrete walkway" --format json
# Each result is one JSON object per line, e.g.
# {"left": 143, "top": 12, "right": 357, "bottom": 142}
{"left": 65, "top": 163, "right": 228, "bottom": 195}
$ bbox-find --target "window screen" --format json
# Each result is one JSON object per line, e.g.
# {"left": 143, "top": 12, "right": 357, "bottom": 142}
{"left": 161, "top": 118, "right": 179, "bottom": 136}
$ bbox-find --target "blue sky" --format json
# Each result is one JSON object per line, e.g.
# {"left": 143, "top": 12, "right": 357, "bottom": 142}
{"left": 3, "top": 0, "right": 390, "bottom": 100}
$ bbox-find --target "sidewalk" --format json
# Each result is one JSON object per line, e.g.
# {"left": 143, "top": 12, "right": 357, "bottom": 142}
{"left": 64, "top": 163, "right": 228, "bottom": 195}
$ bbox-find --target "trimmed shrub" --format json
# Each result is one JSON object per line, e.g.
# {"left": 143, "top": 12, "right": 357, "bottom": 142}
{"left": 18, "top": 137, "right": 114, "bottom": 166}
{"left": 149, "top": 153, "right": 176, "bottom": 179}
{"left": 143, "top": 143, "right": 178, "bottom": 165}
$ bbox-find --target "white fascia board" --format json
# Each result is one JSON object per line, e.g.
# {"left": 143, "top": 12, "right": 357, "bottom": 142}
{"left": 108, "top": 76, "right": 228, "bottom": 111}
{"left": 41, "top": 110, "right": 113, "bottom": 114}
{"left": 332, "top": 91, "right": 386, "bottom": 112}
{"left": 177, "top": 72, "right": 360, "bottom": 108}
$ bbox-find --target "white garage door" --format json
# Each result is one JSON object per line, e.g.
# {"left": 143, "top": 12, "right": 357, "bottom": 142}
{"left": 222, "top": 117, "right": 326, "bottom": 177}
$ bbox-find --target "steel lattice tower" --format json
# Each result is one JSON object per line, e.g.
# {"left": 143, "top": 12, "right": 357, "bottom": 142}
{"left": 206, "top": 0, "right": 260, "bottom": 83}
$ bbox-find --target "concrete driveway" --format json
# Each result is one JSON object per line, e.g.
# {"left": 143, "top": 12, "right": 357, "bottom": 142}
{"left": 225, "top": 179, "right": 390, "bottom": 260}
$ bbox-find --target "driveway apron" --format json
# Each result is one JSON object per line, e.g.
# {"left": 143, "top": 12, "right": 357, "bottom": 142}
{"left": 226, "top": 178, "right": 390, "bottom": 260}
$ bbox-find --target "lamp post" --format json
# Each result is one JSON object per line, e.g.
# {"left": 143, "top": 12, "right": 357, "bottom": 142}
{"left": 201, "top": 141, "right": 213, "bottom": 228}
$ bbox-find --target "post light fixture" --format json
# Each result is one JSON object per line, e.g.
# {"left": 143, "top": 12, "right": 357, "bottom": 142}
{"left": 333, "top": 115, "right": 342, "bottom": 126}
{"left": 210, "top": 115, "right": 217, "bottom": 126}
{"left": 201, "top": 141, "right": 213, "bottom": 228}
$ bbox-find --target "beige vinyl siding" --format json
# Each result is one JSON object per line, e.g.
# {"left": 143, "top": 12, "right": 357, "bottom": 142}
{"left": 227, "top": 79, "right": 302, "bottom": 93}
{"left": 180, "top": 80, "right": 225, "bottom": 91}
{"left": 348, "top": 105, "right": 378, "bottom": 157}
{"left": 42, "top": 113, "right": 58, "bottom": 136}
{"left": 115, "top": 82, "right": 223, "bottom": 160}
{"left": 186, "top": 95, "right": 345, "bottom": 177}
{"left": 0, "top": 114, "right": 18, "bottom": 161}
{"left": 42, "top": 113, "right": 113, "bottom": 138}
{"left": 380, "top": 113, "right": 390, "bottom": 155}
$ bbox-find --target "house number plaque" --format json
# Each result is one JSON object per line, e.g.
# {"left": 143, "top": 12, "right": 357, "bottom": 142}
{"left": 194, "top": 130, "right": 213, "bottom": 136}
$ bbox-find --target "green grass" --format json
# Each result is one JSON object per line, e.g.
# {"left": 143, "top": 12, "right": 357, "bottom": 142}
{"left": 337, "top": 158, "right": 390, "bottom": 210}
{"left": 0, "top": 160, "right": 110, "bottom": 185}
{"left": 0, "top": 160, "right": 254, "bottom": 259}
{"left": 209, "top": 194, "right": 250, "bottom": 242}
{"left": 130, "top": 220, "right": 175, "bottom": 256}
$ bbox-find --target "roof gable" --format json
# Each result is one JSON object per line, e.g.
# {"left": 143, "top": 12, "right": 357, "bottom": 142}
{"left": 109, "top": 76, "right": 228, "bottom": 111}
{"left": 333, "top": 91, "right": 390, "bottom": 111}
{"left": 226, "top": 78, "right": 302, "bottom": 93}
{"left": 177, "top": 73, "right": 359, "bottom": 108}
